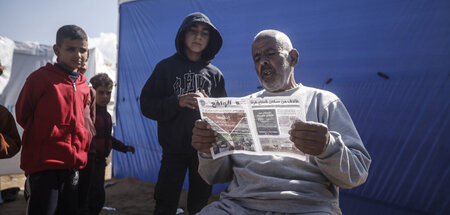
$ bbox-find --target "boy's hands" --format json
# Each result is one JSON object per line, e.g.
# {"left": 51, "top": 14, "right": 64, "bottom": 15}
{"left": 0, "top": 134, "right": 9, "bottom": 155}
{"left": 178, "top": 90, "right": 208, "bottom": 110}
{"left": 126, "top": 146, "right": 135, "bottom": 154}
{"left": 191, "top": 119, "right": 217, "bottom": 154}
{"left": 289, "top": 120, "right": 330, "bottom": 156}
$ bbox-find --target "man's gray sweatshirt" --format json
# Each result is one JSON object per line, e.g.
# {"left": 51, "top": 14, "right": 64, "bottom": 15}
{"left": 198, "top": 85, "right": 371, "bottom": 214}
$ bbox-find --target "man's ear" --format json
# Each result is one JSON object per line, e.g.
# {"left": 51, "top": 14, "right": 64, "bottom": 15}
{"left": 289, "top": 49, "right": 299, "bottom": 67}
{"left": 53, "top": 44, "right": 60, "bottom": 56}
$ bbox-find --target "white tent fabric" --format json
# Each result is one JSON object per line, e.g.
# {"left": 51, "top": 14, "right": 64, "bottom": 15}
{"left": 0, "top": 36, "right": 15, "bottom": 95}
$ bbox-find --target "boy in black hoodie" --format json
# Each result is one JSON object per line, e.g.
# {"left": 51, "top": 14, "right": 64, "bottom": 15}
{"left": 140, "top": 12, "right": 227, "bottom": 214}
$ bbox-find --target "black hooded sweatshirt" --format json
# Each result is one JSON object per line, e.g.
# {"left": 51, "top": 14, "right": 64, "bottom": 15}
{"left": 140, "top": 12, "right": 227, "bottom": 154}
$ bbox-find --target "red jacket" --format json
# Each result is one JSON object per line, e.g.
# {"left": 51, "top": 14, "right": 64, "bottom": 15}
{"left": 16, "top": 63, "right": 91, "bottom": 175}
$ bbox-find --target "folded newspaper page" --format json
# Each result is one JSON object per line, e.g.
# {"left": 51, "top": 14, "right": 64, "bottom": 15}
{"left": 197, "top": 97, "right": 308, "bottom": 161}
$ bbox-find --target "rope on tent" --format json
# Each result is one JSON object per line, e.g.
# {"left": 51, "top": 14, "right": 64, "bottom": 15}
{"left": 377, "top": 72, "right": 389, "bottom": 80}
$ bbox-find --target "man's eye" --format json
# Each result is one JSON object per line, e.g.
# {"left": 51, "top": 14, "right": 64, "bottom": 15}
{"left": 253, "top": 57, "right": 260, "bottom": 62}
{"left": 201, "top": 31, "right": 209, "bottom": 37}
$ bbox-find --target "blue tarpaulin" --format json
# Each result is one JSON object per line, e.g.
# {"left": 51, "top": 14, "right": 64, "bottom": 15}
{"left": 114, "top": 0, "right": 449, "bottom": 214}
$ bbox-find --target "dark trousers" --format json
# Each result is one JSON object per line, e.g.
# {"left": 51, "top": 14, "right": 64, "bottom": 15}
{"left": 154, "top": 152, "right": 212, "bottom": 215}
{"left": 27, "top": 169, "right": 79, "bottom": 215}
{"left": 77, "top": 157, "right": 93, "bottom": 215}
{"left": 77, "top": 157, "right": 106, "bottom": 215}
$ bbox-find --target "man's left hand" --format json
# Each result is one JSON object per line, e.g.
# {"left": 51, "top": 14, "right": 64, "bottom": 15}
{"left": 289, "top": 120, "right": 330, "bottom": 156}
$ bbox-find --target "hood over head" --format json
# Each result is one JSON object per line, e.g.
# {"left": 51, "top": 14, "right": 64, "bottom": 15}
{"left": 175, "top": 12, "right": 223, "bottom": 62}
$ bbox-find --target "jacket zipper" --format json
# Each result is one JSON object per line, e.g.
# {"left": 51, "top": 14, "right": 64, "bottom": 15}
{"left": 72, "top": 79, "right": 76, "bottom": 166}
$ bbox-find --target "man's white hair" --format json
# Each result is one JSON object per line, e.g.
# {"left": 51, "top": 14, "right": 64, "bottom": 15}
{"left": 253, "top": 29, "right": 293, "bottom": 52}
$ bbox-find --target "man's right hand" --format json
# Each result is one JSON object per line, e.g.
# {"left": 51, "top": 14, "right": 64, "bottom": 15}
{"left": 192, "top": 119, "right": 217, "bottom": 154}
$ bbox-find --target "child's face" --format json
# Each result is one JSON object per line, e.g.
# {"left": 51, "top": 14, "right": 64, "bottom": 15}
{"left": 79, "top": 54, "right": 89, "bottom": 74}
{"left": 184, "top": 22, "right": 210, "bottom": 55}
{"left": 53, "top": 38, "right": 88, "bottom": 72}
{"left": 95, "top": 85, "right": 112, "bottom": 107}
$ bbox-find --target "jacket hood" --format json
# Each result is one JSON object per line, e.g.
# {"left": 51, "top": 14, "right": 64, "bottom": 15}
{"left": 175, "top": 12, "right": 223, "bottom": 62}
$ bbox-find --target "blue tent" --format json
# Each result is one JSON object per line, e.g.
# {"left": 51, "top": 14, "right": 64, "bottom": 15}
{"left": 114, "top": 0, "right": 449, "bottom": 214}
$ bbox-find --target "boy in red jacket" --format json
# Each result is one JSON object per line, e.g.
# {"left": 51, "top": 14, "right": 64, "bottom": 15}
{"left": 16, "top": 25, "right": 91, "bottom": 215}
{"left": 78, "top": 73, "right": 135, "bottom": 215}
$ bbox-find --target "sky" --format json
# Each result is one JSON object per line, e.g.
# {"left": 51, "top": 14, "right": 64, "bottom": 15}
{"left": 0, "top": 0, "right": 119, "bottom": 46}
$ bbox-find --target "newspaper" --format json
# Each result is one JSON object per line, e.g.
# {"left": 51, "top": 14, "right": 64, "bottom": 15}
{"left": 197, "top": 96, "right": 308, "bottom": 161}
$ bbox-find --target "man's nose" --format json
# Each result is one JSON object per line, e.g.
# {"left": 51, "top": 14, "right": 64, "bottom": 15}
{"left": 260, "top": 55, "right": 269, "bottom": 65}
